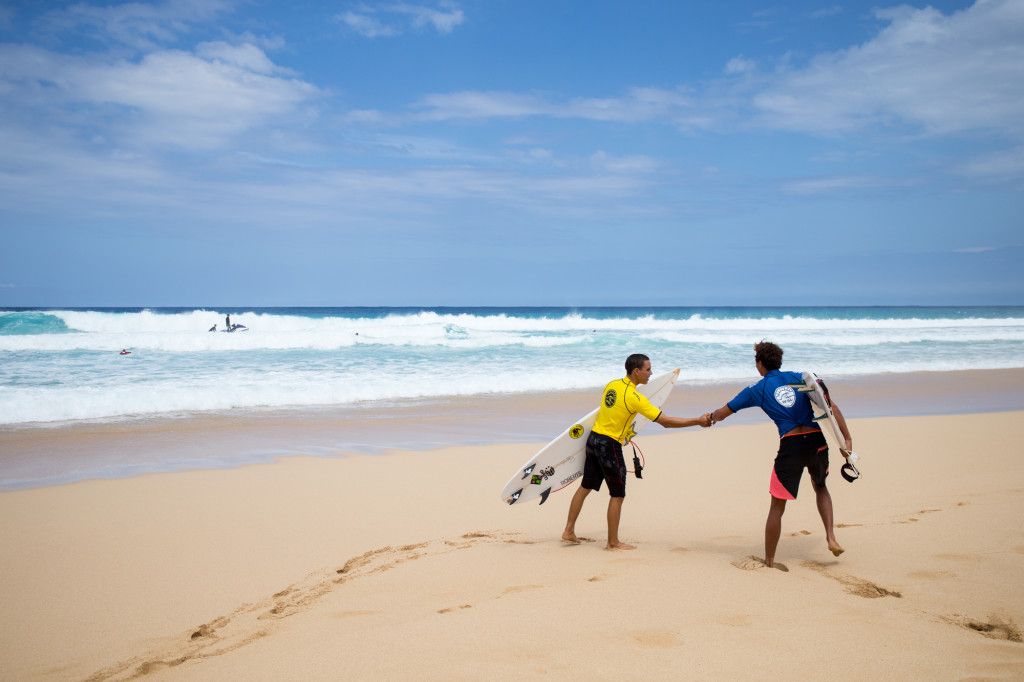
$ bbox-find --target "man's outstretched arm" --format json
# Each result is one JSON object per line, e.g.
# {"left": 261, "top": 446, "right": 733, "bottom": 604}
{"left": 709, "top": 405, "right": 734, "bottom": 425}
{"left": 656, "top": 413, "right": 712, "bottom": 428}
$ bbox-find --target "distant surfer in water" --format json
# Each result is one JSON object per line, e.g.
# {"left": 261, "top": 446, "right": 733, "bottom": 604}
{"left": 708, "top": 341, "right": 854, "bottom": 568}
{"left": 562, "top": 354, "right": 712, "bottom": 550}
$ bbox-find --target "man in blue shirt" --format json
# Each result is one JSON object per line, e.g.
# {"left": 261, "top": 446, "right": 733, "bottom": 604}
{"left": 710, "top": 341, "right": 854, "bottom": 569}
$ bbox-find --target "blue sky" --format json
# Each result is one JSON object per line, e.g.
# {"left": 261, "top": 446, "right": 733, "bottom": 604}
{"left": 0, "top": 0, "right": 1021, "bottom": 306}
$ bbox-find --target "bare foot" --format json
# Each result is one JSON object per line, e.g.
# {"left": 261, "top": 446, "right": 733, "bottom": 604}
{"left": 760, "top": 556, "right": 790, "bottom": 572}
{"left": 561, "top": 532, "right": 581, "bottom": 544}
{"left": 606, "top": 541, "right": 636, "bottom": 551}
{"left": 828, "top": 541, "right": 845, "bottom": 557}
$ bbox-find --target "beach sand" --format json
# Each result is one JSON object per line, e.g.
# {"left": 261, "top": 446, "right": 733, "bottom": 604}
{"left": 2, "top": 403, "right": 1024, "bottom": 679}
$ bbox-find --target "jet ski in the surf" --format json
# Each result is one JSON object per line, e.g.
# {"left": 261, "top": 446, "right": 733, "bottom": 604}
{"left": 212, "top": 314, "right": 248, "bottom": 332}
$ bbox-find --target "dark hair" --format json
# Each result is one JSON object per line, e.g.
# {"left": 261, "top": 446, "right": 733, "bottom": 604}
{"left": 754, "top": 341, "right": 783, "bottom": 371}
{"left": 625, "top": 353, "right": 650, "bottom": 374}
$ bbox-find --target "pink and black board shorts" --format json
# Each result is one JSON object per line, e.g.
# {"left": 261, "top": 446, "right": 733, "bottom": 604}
{"left": 769, "top": 429, "right": 828, "bottom": 500}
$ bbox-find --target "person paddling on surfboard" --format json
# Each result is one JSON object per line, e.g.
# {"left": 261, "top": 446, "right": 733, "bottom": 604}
{"left": 562, "top": 354, "right": 712, "bottom": 550}
{"left": 708, "top": 341, "right": 854, "bottom": 568}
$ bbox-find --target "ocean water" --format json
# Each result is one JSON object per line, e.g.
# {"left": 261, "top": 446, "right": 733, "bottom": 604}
{"left": 1, "top": 306, "right": 1023, "bottom": 427}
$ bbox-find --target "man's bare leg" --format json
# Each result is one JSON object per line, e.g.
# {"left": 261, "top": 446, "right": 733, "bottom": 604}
{"left": 606, "top": 496, "right": 635, "bottom": 550}
{"left": 764, "top": 496, "right": 786, "bottom": 567}
{"left": 813, "top": 482, "right": 844, "bottom": 556}
{"left": 562, "top": 486, "right": 591, "bottom": 543}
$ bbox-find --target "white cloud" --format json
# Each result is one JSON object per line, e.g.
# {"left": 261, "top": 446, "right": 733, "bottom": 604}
{"left": 957, "top": 146, "right": 1024, "bottom": 180}
{"left": 195, "top": 41, "right": 283, "bottom": 75}
{"left": 954, "top": 246, "right": 996, "bottom": 254}
{"left": 781, "top": 175, "right": 908, "bottom": 195}
{"left": 338, "top": 10, "right": 397, "bottom": 38}
{"left": 0, "top": 43, "right": 319, "bottom": 150}
{"left": 338, "top": 3, "right": 464, "bottom": 38}
{"left": 752, "top": 0, "right": 1024, "bottom": 136}
{"left": 413, "top": 87, "right": 697, "bottom": 124}
{"left": 724, "top": 56, "right": 756, "bottom": 75}
{"left": 40, "top": 0, "right": 234, "bottom": 49}
{"left": 589, "top": 151, "right": 658, "bottom": 174}
{"left": 391, "top": 2, "right": 464, "bottom": 33}
{"left": 350, "top": 1, "right": 1021, "bottom": 145}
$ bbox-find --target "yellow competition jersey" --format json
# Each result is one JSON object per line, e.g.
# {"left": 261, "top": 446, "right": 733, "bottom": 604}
{"left": 591, "top": 377, "right": 662, "bottom": 444}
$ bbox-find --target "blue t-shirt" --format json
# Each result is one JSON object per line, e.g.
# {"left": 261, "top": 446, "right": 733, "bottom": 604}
{"left": 727, "top": 369, "right": 820, "bottom": 437}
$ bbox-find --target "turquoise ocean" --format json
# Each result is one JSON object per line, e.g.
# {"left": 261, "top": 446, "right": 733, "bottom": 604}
{"left": 2, "top": 306, "right": 1023, "bottom": 427}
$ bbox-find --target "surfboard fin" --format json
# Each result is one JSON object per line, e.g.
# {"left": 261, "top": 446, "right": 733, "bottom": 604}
{"left": 538, "top": 488, "right": 552, "bottom": 505}
{"left": 506, "top": 489, "right": 522, "bottom": 505}
{"left": 520, "top": 464, "right": 536, "bottom": 480}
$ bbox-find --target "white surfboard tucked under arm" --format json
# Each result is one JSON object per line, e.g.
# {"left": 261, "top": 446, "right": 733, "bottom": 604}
{"left": 793, "top": 371, "right": 861, "bottom": 480}
{"left": 501, "top": 369, "right": 680, "bottom": 506}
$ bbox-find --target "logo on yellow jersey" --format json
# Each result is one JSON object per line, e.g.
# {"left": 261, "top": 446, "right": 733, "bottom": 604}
{"left": 604, "top": 388, "right": 617, "bottom": 407}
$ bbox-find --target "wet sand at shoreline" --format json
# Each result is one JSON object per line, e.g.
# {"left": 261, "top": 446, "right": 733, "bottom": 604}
{"left": 2, "top": 367, "right": 1022, "bottom": 490}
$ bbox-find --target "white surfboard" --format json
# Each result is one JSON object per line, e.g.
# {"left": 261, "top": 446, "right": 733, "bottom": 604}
{"left": 793, "top": 371, "right": 861, "bottom": 480}
{"left": 501, "top": 369, "right": 680, "bottom": 506}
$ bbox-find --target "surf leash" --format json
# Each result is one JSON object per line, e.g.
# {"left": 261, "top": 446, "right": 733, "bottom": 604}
{"left": 840, "top": 451, "right": 861, "bottom": 482}
{"left": 628, "top": 440, "right": 646, "bottom": 479}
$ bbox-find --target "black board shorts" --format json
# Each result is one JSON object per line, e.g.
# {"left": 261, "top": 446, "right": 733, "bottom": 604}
{"left": 582, "top": 431, "right": 627, "bottom": 498}
{"left": 769, "top": 429, "right": 828, "bottom": 500}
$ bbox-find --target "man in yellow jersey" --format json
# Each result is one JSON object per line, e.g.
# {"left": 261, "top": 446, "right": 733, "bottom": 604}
{"left": 562, "top": 354, "right": 712, "bottom": 550}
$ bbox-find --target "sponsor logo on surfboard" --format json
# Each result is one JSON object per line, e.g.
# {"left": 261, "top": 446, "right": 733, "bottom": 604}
{"left": 569, "top": 424, "right": 585, "bottom": 439}
{"left": 774, "top": 385, "right": 796, "bottom": 407}
{"left": 559, "top": 471, "right": 583, "bottom": 487}
{"left": 530, "top": 466, "right": 556, "bottom": 484}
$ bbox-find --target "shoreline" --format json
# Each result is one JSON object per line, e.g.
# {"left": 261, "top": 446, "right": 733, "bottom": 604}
{"left": 1, "top": 367, "right": 1023, "bottom": 490}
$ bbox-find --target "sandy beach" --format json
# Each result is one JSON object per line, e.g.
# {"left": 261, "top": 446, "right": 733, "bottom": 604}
{"left": 2, "top": 384, "right": 1024, "bottom": 679}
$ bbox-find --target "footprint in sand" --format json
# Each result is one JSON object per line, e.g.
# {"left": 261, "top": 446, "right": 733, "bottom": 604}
{"left": 500, "top": 584, "right": 544, "bottom": 597}
{"left": 801, "top": 561, "right": 902, "bottom": 598}
{"left": 562, "top": 536, "right": 596, "bottom": 545}
{"left": 789, "top": 530, "right": 812, "bottom": 537}
{"left": 836, "top": 523, "right": 862, "bottom": 528}
{"left": 334, "top": 610, "right": 377, "bottom": 619}
{"left": 438, "top": 604, "right": 472, "bottom": 615}
{"left": 944, "top": 615, "right": 1023, "bottom": 643}
{"left": 731, "top": 555, "right": 789, "bottom": 572}
{"left": 190, "top": 616, "right": 230, "bottom": 640}
{"left": 586, "top": 574, "right": 607, "bottom": 582}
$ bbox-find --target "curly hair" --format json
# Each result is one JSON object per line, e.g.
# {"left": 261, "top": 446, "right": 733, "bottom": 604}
{"left": 754, "top": 341, "right": 783, "bottom": 371}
